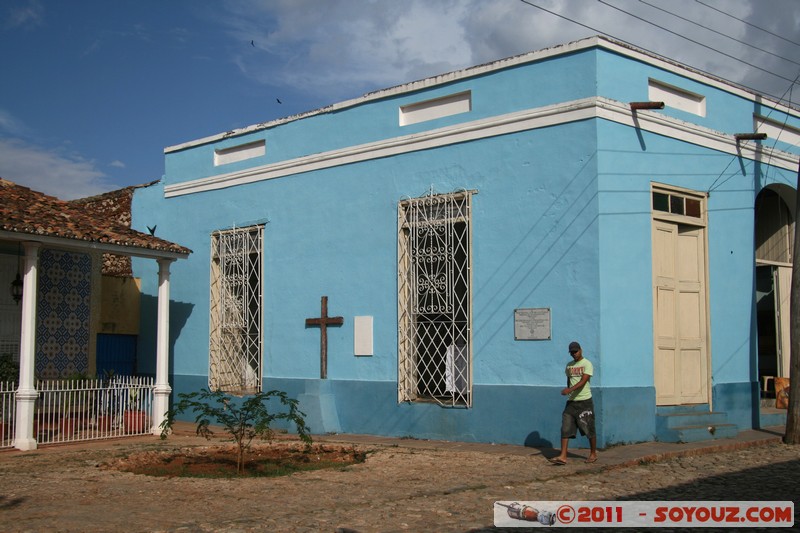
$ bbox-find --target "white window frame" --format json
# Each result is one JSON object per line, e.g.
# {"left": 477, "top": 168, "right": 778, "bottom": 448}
{"left": 209, "top": 225, "right": 264, "bottom": 394}
{"left": 651, "top": 183, "right": 707, "bottom": 227}
{"left": 398, "top": 189, "right": 474, "bottom": 407}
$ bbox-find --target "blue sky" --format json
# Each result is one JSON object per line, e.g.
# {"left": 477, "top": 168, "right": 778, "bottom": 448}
{"left": 1, "top": 0, "right": 798, "bottom": 200}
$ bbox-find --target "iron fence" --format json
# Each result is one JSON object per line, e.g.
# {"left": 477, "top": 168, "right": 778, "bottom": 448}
{"left": 0, "top": 381, "right": 15, "bottom": 448}
{"left": 0, "top": 376, "right": 155, "bottom": 448}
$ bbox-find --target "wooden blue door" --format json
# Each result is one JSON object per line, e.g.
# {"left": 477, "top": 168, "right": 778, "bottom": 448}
{"left": 96, "top": 334, "right": 137, "bottom": 376}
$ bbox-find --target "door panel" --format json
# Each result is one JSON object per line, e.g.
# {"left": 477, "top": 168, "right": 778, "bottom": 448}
{"left": 681, "top": 348, "right": 705, "bottom": 396}
{"left": 656, "top": 348, "right": 677, "bottom": 398}
{"left": 677, "top": 227, "right": 708, "bottom": 404}
{"left": 678, "top": 235, "right": 700, "bottom": 281}
{"left": 653, "top": 222, "right": 679, "bottom": 405}
{"left": 775, "top": 266, "right": 791, "bottom": 377}
{"left": 656, "top": 288, "right": 676, "bottom": 337}
{"left": 653, "top": 221, "right": 709, "bottom": 405}
{"left": 654, "top": 226, "right": 676, "bottom": 279}
{"left": 679, "top": 292, "right": 701, "bottom": 338}
{"left": 96, "top": 333, "right": 137, "bottom": 376}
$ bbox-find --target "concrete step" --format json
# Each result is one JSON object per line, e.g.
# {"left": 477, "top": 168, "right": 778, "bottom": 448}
{"left": 759, "top": 407, "right": 786, "bottom": 428}
{"left": 657, "top": 404, "right": 712, "bottom": 414}
{"left": 657, "top": 423, "right": 739, "bottom": 443}
{"left": 656, "top": 411, "right": 729, "bottom": 430}
{"left": 655, "top": 406, "right": 738, "bottom": 443}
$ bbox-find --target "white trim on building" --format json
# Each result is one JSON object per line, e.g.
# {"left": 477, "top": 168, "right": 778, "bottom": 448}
{"left": 165, "top": 96, "right": 798, "bottom": 198}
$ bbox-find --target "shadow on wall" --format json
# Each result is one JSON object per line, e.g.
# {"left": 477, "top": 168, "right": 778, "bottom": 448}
{"left": 136, "top": 294, "right": 194, "bottom": 378}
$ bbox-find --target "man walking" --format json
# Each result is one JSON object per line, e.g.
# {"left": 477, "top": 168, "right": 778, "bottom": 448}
{"left": 549, "top": 341, "right": 597, "bottom": 465}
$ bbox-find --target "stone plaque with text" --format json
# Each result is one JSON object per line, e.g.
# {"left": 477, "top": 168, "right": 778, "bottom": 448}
{"left": 514, "top": 308, "right": 551, "bottom": 340}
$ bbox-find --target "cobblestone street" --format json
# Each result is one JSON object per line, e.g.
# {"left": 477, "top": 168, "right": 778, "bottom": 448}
{"left": 0, "top": 429, "right": 797, "bottom": 532}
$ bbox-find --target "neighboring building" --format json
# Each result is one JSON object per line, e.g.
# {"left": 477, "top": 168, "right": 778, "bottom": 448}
{"left": 1, "top": 181, "right": 186, "bottom": 378}
{"left": 132, "top": 36, "right": 800, "bottom": 448}
{"left": 0, "top": 178, "right": 190, "bottom": 449}
{"left": 70, "top": 185, "right": 156, "bottom": 375}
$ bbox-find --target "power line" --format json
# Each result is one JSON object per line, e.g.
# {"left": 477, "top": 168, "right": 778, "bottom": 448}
{"left": 596, "top": 0, "right": 799, "bottom": 86}
{"left": 758, "top": 70, "right": 800, "bottom": 131}
{"left": 517, "top": 0, "right": 799, "bottom": 99}
{"left": 705, "top": 156, "right": 743, "bottom": 194}
{"left": 761, "top": 72, "right": 800, "bottom": 185}
{"left": 518, "top": 0, "right": 606, "bottom": 36}
{"left": 639, "top": 0, "right": 800, "bottom": 68}
{"left": 517, "top": 0, "right": 798, "bottom": 195}
{"left": 695, "top": 0, "right": 800, "bottom": 48}
{"left": 515, "top": 0, "right": 800, "bottom": 112}
{"left": 707, "top": 70, "right": 800, "bottom": 193}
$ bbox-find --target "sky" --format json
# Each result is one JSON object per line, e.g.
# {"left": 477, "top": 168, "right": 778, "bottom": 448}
{"left": 1, "top": 0, "right": 798, "bottom": 200}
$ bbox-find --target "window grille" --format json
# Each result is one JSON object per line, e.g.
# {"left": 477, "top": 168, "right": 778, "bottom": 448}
{"left": 209, "top": 225, "right": 263, "bottom": 394}
{"left": 398, "top": 190, "right": 473, "bottom": 407}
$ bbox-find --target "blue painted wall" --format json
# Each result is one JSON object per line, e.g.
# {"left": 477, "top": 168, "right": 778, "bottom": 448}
{"left": 163, "top": 48, "right": 600, "bottom": 186}
{"left": 133, "top": 39, "right": 799, "bottom": 449}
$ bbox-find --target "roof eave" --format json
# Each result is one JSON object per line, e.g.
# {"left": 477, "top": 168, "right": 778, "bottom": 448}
{"left": 165, "top": 34, "right": 799, "bottom": 154}
{"left": 0, "top": 230, "right": 191, "bottom": 261}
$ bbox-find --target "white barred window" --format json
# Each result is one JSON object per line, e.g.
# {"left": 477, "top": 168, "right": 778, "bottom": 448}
{"left": 209, "top": 225, "right": 263, "bottom": 394}
{"left": 398, "top": 190, "right": 473, "bottom": 407}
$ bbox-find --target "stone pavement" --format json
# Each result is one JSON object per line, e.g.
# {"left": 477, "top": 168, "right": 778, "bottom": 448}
{"left": 0, "top": 424, "right": 797, "bottom": 532}
{"left": 314, "top": 424, "right": 787, "bottom": 471}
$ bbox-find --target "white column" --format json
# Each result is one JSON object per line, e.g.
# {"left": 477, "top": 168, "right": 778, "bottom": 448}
{"left": 14, "top": 242, "right": 41, "bottom": 451}
{"left": 151, "top": 258, "right": 174, "bottom": 434}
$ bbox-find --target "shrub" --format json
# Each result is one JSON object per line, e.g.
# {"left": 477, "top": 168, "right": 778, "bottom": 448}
{"left": 160, "top": 388, "right": 312, "bottom": 474}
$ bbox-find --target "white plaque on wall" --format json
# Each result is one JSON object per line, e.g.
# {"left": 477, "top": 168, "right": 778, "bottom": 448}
{"left": 354, "top": 316, "right": 373, "bottom": 356}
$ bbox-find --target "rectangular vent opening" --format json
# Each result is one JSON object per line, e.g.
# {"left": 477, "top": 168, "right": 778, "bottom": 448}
{"left": 214, "top": 140, "right": 266, "bottom": 166}
{"left": 399, "top": 91, "right": 471, "bottom": 126}
{"left": 648, "top": 79, "right": 706, "bottom": 117}
{"left": 755, "top": 115, "right": 800, "bottom": 147}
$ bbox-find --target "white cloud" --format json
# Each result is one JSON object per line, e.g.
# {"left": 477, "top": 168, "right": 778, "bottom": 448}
{"left": 216, "top": 0, "right": 799, "bottom": 105}
{"left": 221, "top": 0, "right": 483, "bottom": 98}
{"left": 0, "top": 109, "right": 29, "bottom": 137}
{"left": 3, "top": 0, "right": 44, "bottom": 30}
{"left": 0, "top": 109, "right": 118, "bottom": 199}
{"left": 0, "top": 138, "right": 114, "bottom": 200}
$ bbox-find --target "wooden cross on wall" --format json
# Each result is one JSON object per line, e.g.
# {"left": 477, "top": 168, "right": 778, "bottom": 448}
{"left": 305, "top": 296, "right": 344, "bottom": 379}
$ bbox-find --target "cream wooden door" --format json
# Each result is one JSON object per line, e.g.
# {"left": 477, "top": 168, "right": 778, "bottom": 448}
{"left": 653, "top": 221, "right": 709, "bottom": 405}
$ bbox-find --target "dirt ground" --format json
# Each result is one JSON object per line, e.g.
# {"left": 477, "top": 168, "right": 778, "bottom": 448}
{"left": 1, "top": 432, "right": 514, "bottom": 532}
{"left": 106, "top": 441, "right": 366, "bottom": 477}
{"left": 1, "top": 430, "right": 798, "bottom": 532}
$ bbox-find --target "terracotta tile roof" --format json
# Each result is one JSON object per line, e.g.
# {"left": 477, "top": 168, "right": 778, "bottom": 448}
{"left": 0, "top": 178, "right": 191, "bottom": 256}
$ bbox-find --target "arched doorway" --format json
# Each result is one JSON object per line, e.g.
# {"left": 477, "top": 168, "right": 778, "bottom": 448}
{"left": 754, "top": 185, "right": 795, "bottom": 398}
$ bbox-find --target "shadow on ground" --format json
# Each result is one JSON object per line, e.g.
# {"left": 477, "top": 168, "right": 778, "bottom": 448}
{"left": 467, "top": 458, "right": 799, "bottom": 532}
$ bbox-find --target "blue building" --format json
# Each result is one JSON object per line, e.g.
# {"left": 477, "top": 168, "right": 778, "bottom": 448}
{"left": 132, "top": 36, "right": 800, "bottom": 448}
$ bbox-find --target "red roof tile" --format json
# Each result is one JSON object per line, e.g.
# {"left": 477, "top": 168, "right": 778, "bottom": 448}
{"left": 0, "top": 178, "right": 191, "bottom": 256}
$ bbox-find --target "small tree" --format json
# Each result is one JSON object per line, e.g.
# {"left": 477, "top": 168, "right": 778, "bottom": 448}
{"left": 160, "top": 388, "right": 312, "bottom": 474}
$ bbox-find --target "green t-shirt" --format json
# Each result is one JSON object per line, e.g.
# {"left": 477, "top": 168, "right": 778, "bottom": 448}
{"left": 565, "top": 357, "right": 593, "bottom": 401}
